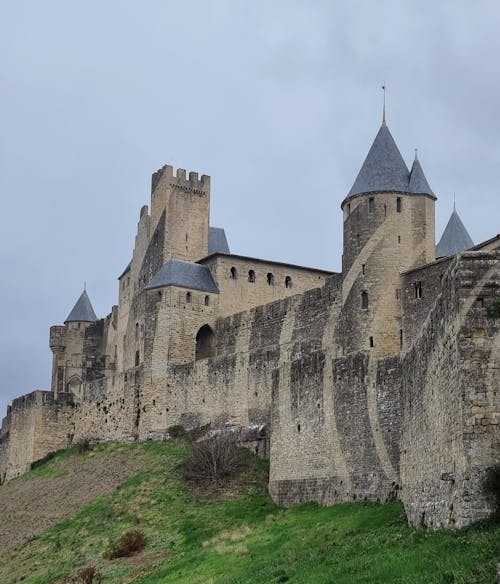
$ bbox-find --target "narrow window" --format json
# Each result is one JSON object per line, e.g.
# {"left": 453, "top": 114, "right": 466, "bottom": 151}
{"left": 158, "top": 290, "right": 162, "bottom": 300}
{"left": 362, "top": 264, "right": 366, "bottom": 275}
{"left": 396, "top": 197, "right": 402, "bottom": 213}
{"left": 357, "top": 233, "right": 360, "bottom": 246}
{"left": 384, "top": 204, "right": 387, "bottom": 217}
{"left": 248, "top": 270, "right": 255, "bottom": 283}
{"left": 186, "top": 291, "right": 192, "bottom": 303}
{"left": 347, "top": 203, "right": 351, "bottom": 215}
{"left": 369, "top": 336, "right": 374, "bottom": 348}
{"left": 361, "top": 291, "right": 369, "bottom": 309}
{"left": 400, "top": 329, "right": 403, "bottom": 349}
{"left": 135, "top": 350, "right": 140, "bottom": 367}
{"left": 285, "top": 276, "right": 292, "bottom": 289}
{"left": 414, "top": 281, "right": 423, "bottom": 299}
{"left": 396, "top": 288, "right": 400, "bottom": 300}
{"left": 368, "top": 197, "right": 375, "bottom": 213}
{"left": 267, "top": 273, "right": 274, "bottom": 286}
{"left": 398, "top": 235, "right": 401, "bottom": 244}
{"left": 204, "top": 295, "right": 209, "bottom": 306}
{"left": 135, "top": 322, "right": 139, "bottom": 341}
{"left": 230, "top": 266, "right": 237, "bottom": 279}
{"left": 297, "top": 424, "right": 301, "bottom": 432}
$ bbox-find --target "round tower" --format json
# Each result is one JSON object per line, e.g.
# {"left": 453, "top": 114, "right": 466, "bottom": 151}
{"left": 339, "top": 121, "right": 436, "bottom": 357}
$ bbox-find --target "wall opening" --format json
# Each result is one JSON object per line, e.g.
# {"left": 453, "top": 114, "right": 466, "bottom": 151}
{"left": 414, "top": 281, "right": 423, "bottom": 299}
{"left": 248, "top": 269, "right": 255, "bottom": 283}
{"left": 368, "top": 197, "right": 375, "bottom": 213}
{"left": 397, "top": 197, "right": 402, "bottom": 212}
{"left": 361, "top": 291, "right": 369, "bottom": 309}
{"left": 204, "top": 295, "right": 210, "bottom": 306}
{"left": 195, "top": 324, "right": 216, "bottom": 360}
{"left": 400, "top": 329, "right": 403, "bottom": 349}
{"left": 135, "top": 350, "right": 140, "bottom": 367}
{"left": 230, "top": 266, "right": 237, "bottom": 279}
{"left": 369, "top": 336, "right": 374, "bottom": 348}
{"left": 285, "top": 276, "right": 292, "bottom": 289}
{"left": 67, "top": 376, "right": 82, "bottom": 398}
{"left": 186, "top": 291, "right": 192, "bottom": 303}
{"left": 362, "top": 264, "right": 366, "bottom": 275}
{"left": 267, "top": 273, "right": 274, "bottom": 286}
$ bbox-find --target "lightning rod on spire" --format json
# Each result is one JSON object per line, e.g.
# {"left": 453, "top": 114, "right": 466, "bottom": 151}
{"left": 382, "top": 82, "right": 387, "bottom": 125}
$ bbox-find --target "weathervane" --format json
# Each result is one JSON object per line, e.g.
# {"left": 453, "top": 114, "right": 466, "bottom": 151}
{"left": 382, "top": 82, "right": 387, "bottom": 125}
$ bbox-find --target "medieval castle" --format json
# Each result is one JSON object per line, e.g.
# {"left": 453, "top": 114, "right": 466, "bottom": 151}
{"left": 1, "top": 115, "right": 499, "bottom": 529}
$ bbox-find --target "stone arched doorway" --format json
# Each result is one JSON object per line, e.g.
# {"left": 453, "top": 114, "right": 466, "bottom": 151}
{"left": 195, "top": 325, "right": 216, "bottom": 360}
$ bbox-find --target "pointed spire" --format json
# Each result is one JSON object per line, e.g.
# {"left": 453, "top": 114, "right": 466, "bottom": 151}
{"left": 347, "top": 123, "right": 410, "bottom": 198}
{"left": 65, "top": 290, "right": 98, "bottom": 323}
{"left": 409, "top": 149, "right": 434, "bottom": 196}
{"left": 435, "top": 208, "right": 474, "bottom": 258}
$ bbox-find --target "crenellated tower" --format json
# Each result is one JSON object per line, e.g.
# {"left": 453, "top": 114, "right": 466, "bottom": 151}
{"left": 340, "top": 120, "right": 436, "bottom": 357}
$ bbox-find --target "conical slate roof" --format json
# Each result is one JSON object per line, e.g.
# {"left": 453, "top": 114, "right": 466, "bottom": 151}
{"left": 145, "top": 259, "right": 219, "bottom": 293}
{"left": 409, "top": 153, "right": 434, "bottom": 196}
{"left": 65, "top": 290, "right": 98, "bottom": 323}
{"left": 347, "top": 123, "right": 410, "bottom": 198}
{"left": 435, "top": 209, "right": 474, "bottom": 258}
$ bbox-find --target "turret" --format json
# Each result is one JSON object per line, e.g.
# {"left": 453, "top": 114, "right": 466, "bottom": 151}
{"left": 436, "top": 205, "right": 474, "bottom": 258}
{"left": 50, "top": 290, "right": 98, "bottom": 399}
{"left": 340, "top": 120, "right": 436, "bottom": 357}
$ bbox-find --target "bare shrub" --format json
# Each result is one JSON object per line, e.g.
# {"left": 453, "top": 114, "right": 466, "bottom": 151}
{"left": 75, "top": 436, "right": 92, "bottom": 454}
{"left": 76, "top": 565, "right": 101, "bottom": 584}
{"left": 182, "top": 435, "right": 243, "bottom": 485}
{"left": 167, "top": 424, "right": 186, "bottom": 439}
{"left": 105, "top": 529, "right": 146, "bottom": 559}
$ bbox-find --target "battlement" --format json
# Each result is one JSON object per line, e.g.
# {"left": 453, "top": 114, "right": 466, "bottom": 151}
{"left": 151, "top": 164, "right": 210, "bottom": 194}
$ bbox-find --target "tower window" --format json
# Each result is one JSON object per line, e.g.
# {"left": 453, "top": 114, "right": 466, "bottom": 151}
{"left": 248, "top": 270, "right": 255, "bottom": 283}
{"left": 186, "top": 291, "right": 192, "bottom": 303}
{"left": 135, "top": 322, "right": 139, "bottom": 341}
{"left": 285, "top": 276, "right": 292, "bottom": 289}
{"left": 362, "top": 264, "right": 366, "bottom": 275}
{"left": 347, "top": 203, "right": 351, "bottom": 215}
{"left": 400, "top": 329, "right": 403, "bottom": 349}
{"left": 368, "top": 197, "right": 375, "bottom": 213}
{"left": 414, "top": 281, "right": 423, "bottom": 299}
{"left": 135, "top": 351, "right": 140, "bottom": 367}
{"left": 384, "top": 204, "right": 387, "bottom": 217}
{"left": 398, "top": 235, "right": 401, "bottom": 244}
{"left": 230, "top": 266, "right": 237, "bottom": 279}
{"left": 204, "top": 295, "right": 210, "bottom": 306}
{"left": 361, "top": 291, "right": 369, "bottom": 309}
{"left": 369, "top": 336, "right": 374, "bottom": 348}
{"left": 397, "top": 197, "right": 402, "bottom": 213}
{"left": 267, "top": 273, "right": 274, "bottom": 286}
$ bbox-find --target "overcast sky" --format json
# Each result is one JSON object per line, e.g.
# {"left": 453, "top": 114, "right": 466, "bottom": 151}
{"left": 1, "top": 0, "right": 499, "bottom": 417}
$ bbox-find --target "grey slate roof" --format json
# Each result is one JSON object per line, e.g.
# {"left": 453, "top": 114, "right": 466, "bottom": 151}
{"left": 409, "top": 153, "right": 434, "bottom": 196}
{"left": 145, "top": 259, "right": 219, "bottom": 293}
{"left": 348, "top": 123, "right": 410, "bottom": 197}
{"left": 347, "top": 123, "right": 435, "bottom": 199}
{"left": 65, "top": 290, "right": 98, "bottom": 323}
{"left": 436, "top": 209, "right": 474, "bottom": 257}
{"left": 208, "top": 227, "right": 230, "bottom": 255}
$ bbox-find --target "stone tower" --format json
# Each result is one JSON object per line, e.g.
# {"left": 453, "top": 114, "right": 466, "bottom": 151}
{"left": 49, "top": 290, "right": 98, "bottom": 399}
{"left": 340, "top": 120, "right": 436, "bottom": 357}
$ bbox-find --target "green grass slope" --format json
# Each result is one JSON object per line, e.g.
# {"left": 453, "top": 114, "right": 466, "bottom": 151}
{"left": 0, "top": 441, "right": 498, "bottom": 583}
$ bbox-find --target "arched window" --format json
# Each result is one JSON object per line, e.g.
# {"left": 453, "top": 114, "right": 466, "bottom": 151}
{"left": 267, "top": 273, "right": 274, "bottom": 286}
{"left": 230, "top": 266, "right": 237, "bottom": 279}
{"left": 135, "top": 350, "right": 140, "bottom": 366}
{"left": 248, "top": 270, "right": 255, "bottom": 283}
{"left": 204, "top": 295, "right": 210, "bottom": 306}
{"left": 361, "top": 291, "right": 369, "bottom": 309}
{"left": 67, "top": 376, "right": 82, "bottom": 398}
{"left": 285, "top": 276, "right": 292, "bottom": 289}
{"left": 195, "top": 324, "right": 216, "bottom": 360}
{"left": 186, "top": 291, "right": 191, "bottom": 303}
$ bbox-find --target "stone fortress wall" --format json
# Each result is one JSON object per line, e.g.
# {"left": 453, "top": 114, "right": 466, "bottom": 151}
{"left": 0, "top": 119, "right": 498, "bottom": 529}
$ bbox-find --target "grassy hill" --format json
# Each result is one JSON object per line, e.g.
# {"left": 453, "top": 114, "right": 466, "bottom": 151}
{"left": 0, "top": 441, "right": 498, "bottom": 583}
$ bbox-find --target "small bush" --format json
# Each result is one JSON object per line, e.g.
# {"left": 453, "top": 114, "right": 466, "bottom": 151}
{"left": 105, "top": 529, "right": 147, "bottom": 559}
{"left": 76, "top": 565, "right": 101, "bottom": 584}
{"left": 76, "top": 436, "right": 92, "bottom": 454}
{"left": 167, "top": 424, "right": 187, "bottom": 439}
{"left": 486, "top": 297, "right": 500, "bottom": 318}
{"left": 182, "top": 435, "right": 243, "bottom": 485}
